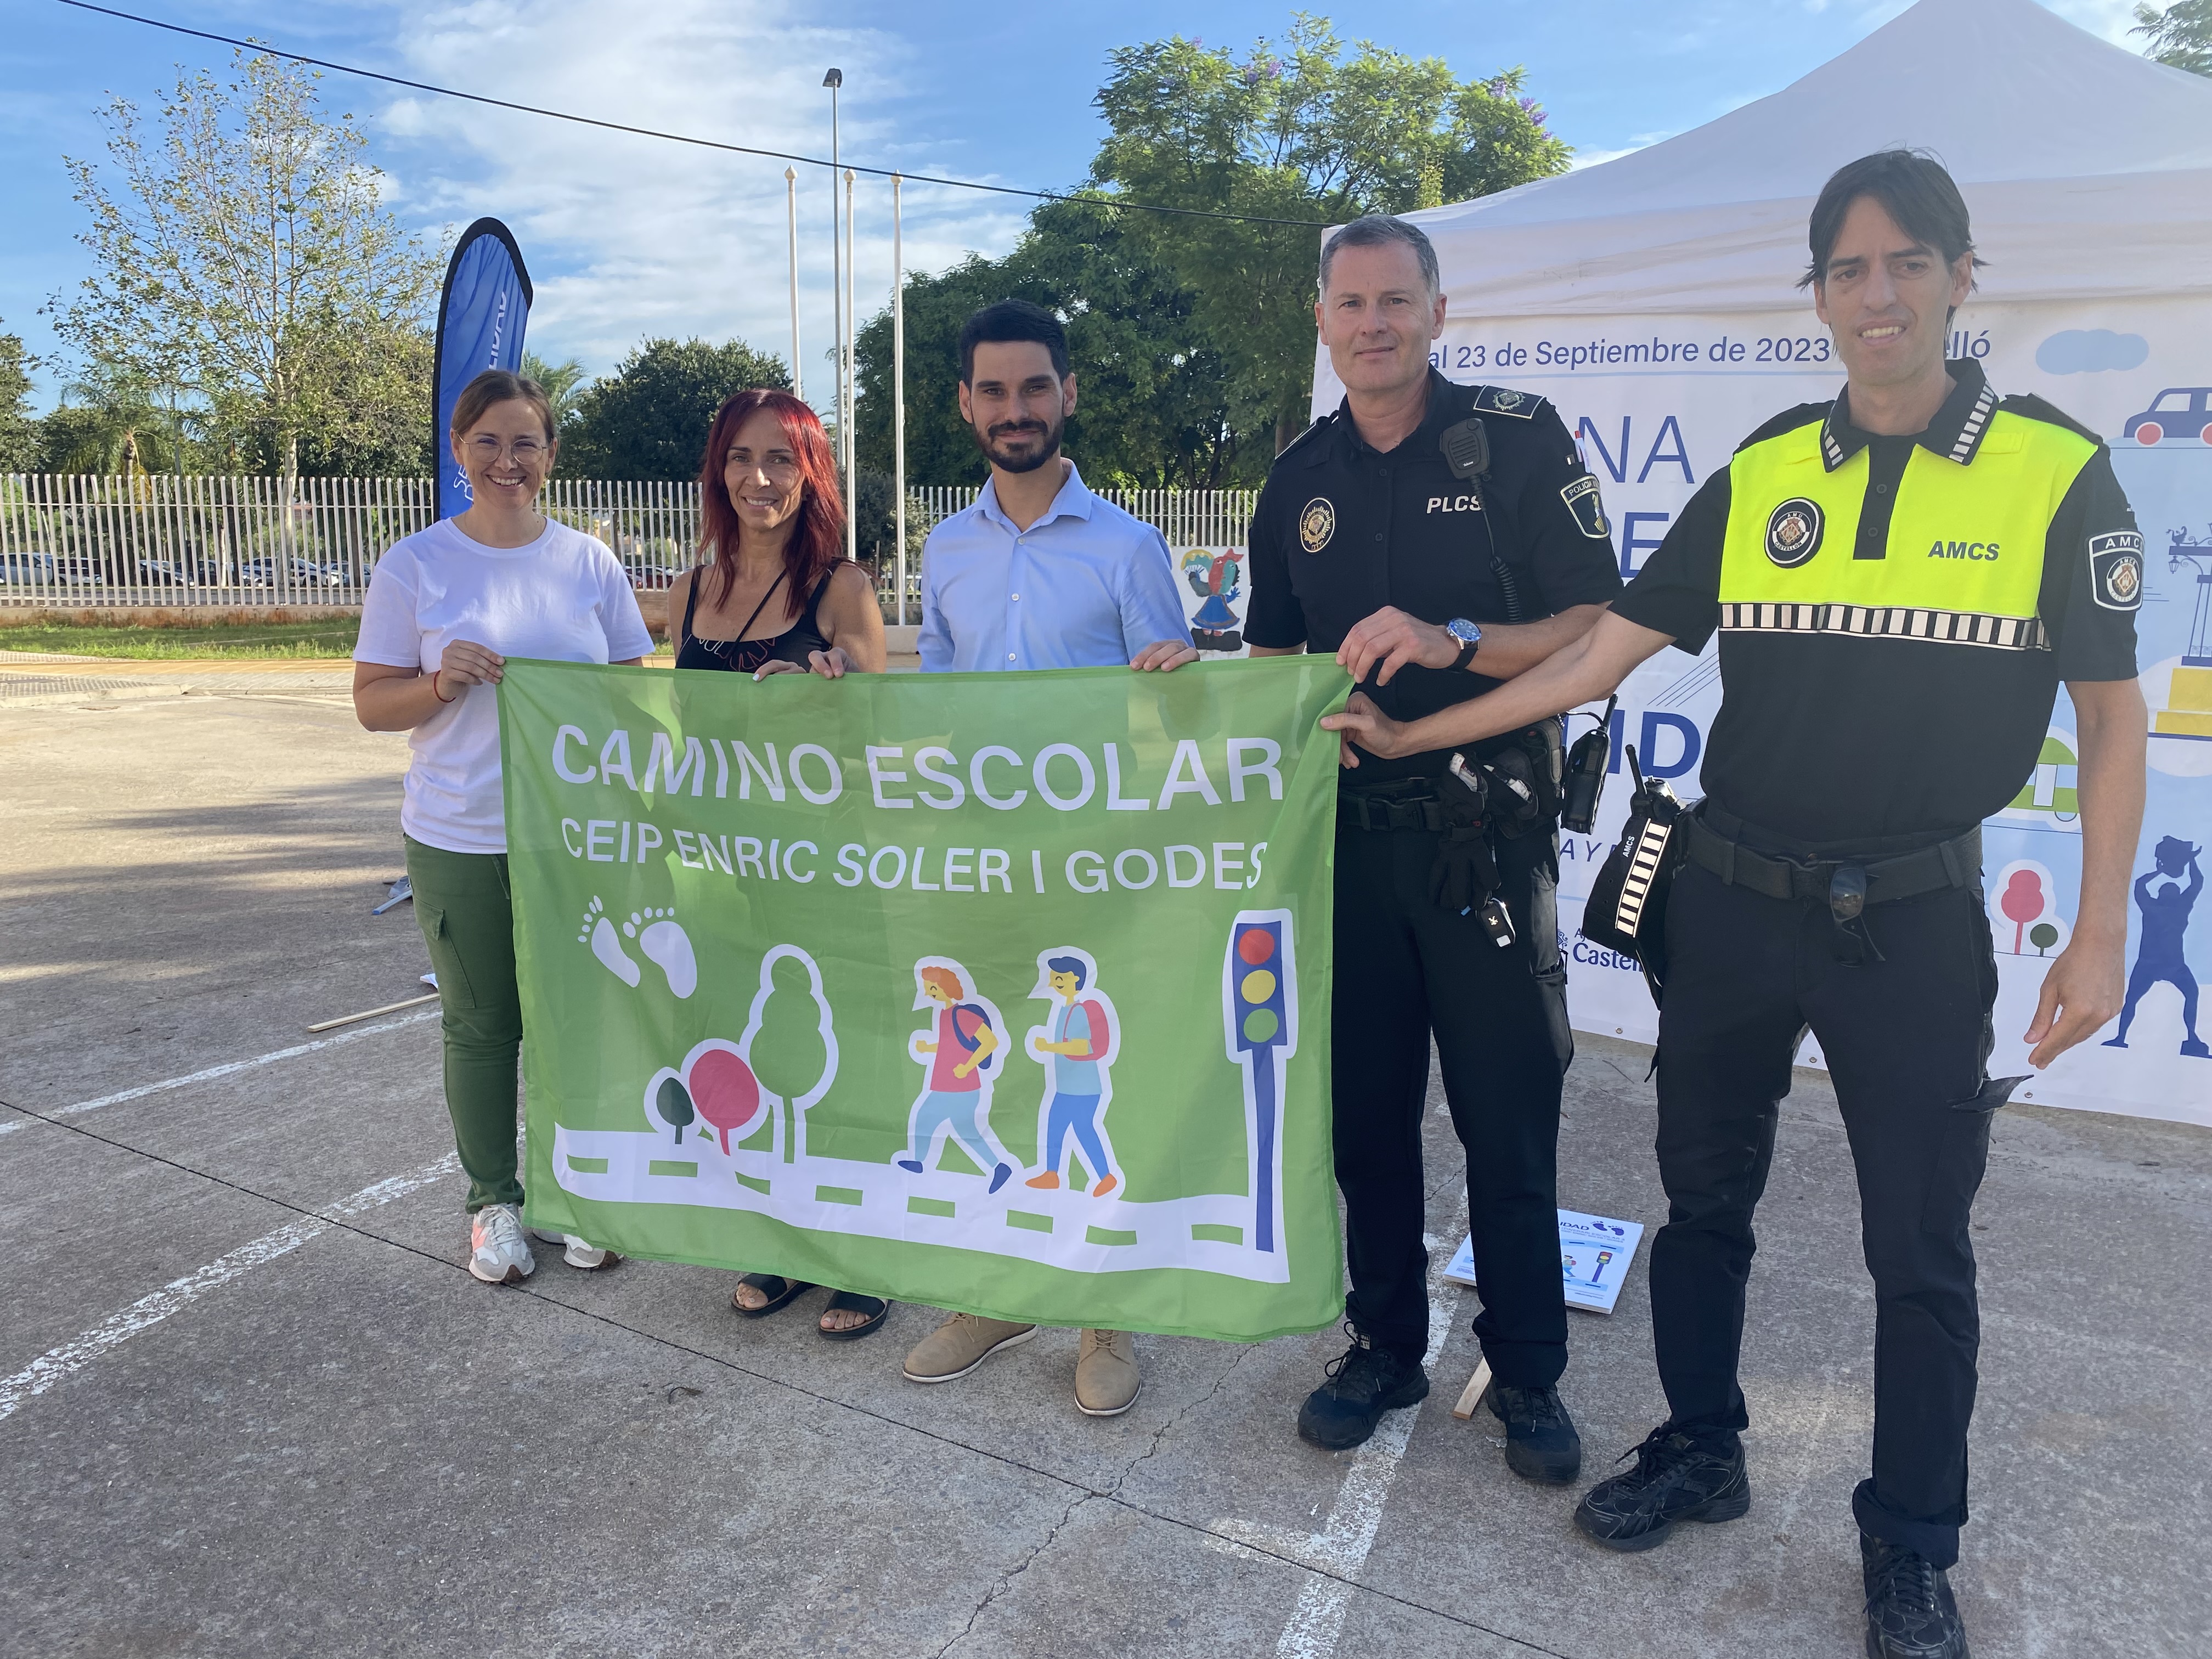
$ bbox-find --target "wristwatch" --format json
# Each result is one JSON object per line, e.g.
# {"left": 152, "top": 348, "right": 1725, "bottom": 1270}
{"left": 1444, "top": 617, "right": 1483, "bottom": 672}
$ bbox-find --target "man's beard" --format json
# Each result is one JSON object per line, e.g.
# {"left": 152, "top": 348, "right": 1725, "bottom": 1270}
{"left": 972, "top": 411, "right": 1064, "bottom": 474}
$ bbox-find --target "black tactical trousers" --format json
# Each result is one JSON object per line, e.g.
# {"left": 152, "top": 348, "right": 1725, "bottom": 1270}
{"left": 1330, "top": 817, "right": 1573, "bottom": 1384}
{"left": 1651, "top": 862, "right": 1999, "bottom": 1568}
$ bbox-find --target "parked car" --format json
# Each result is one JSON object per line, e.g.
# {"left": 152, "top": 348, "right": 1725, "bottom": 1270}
{"left": 2121, "top": 388, "right": 2212, "bottom": 447}
{"left": 1, "top": 550, "right": 57, "bottom": 585}
{"left": 137, "top": 557, "right": 201, "bottom": 586}
{"left": 286, "top": 557, "right": 349, "bottom": 588}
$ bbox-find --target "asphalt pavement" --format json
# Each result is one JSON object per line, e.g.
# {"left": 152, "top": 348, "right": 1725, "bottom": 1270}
{"left": 1, "top": 684, "right": 2204, "bottom": 1658}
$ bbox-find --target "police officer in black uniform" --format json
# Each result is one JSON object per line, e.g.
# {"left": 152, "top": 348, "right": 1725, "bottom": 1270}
{"left": 1323, "top": 156, "right": 2147, "bottom": 1659}
{"left": 1246, "top": 215, "right": 1624, "bottom": 1478}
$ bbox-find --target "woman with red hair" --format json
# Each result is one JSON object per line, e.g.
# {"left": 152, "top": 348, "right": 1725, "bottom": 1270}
{"left": 668, "top": 389, "right": 885, "bottom": 681}
{"left": 670, "top": 388, "right": 889, "bottom": 1339}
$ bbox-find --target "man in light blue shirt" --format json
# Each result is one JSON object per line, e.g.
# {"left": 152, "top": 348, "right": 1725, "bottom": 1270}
{"left": 917, "top": 302, "right": 1194, "bottom": 674}
{"left": 901, "top": 299, "right": 1193, "bottom": 1418}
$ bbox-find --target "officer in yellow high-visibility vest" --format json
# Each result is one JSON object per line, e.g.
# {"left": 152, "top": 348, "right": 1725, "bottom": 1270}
{"left": 1320, "top": 151, "right": 2147, "bottom": 1659}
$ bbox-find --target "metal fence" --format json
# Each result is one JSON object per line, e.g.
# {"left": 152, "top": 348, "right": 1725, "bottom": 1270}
{"left": 0, "top": 473, "right": 1257, "bottom": 614}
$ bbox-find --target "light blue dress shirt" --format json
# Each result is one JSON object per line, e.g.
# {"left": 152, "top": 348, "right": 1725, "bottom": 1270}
{"left": 918, "top": 462, "right": 1192, "bottom": 672}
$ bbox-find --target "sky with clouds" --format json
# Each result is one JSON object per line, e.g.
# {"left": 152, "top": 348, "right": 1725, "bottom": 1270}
{"left": 0, "top": 0, "right": 2146, "bottom": 414}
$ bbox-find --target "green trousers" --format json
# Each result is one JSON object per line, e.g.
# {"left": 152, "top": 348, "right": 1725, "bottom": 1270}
{"left": 404, "top": 836, "right": 525, "bottom": 1213}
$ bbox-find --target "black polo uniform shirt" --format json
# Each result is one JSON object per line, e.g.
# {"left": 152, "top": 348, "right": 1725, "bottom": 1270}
{"left": 1247, "top": 370, "right": 1625, "bottom": 783}
{"left": 1614, "top": 359, "right": 2142, "bottom": 847}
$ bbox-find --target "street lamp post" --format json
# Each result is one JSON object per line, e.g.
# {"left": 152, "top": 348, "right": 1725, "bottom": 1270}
{"left": 893, "top": 172, "right": 907, "bottom": 627}
{"left": 843, "top": 166, "right": 857, "bottom": 566}
{"left": 784, "top": 167, "right": 802, "bottom": 401}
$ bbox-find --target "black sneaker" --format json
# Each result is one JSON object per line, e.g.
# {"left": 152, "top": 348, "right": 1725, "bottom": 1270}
{"left": 1861, "top": 1534, "right": 1970, "bottom": 1659}
{"left": 1480, "top": 1380, "right": 1582, "bottom": 1484}
{"left": 1572, "top": 1423, "right": 1751, "bottom": 1551}
{"left": 1295, "top": 1329, "right": 1429, "bottom": 1450}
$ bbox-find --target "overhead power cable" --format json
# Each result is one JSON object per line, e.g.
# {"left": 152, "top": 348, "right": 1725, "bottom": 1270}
{"left": 54, "top": 0, "right": 1333, "bottom": 230}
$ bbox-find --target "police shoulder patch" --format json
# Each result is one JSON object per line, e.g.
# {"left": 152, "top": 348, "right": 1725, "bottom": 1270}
{"left": 1561, "top": 473, "right": 1610, "bottom": 540}
{"left": 1765, "top": 498, "right": 1824, "bottom": 567}
{"left": 1471, "top": 385, "right": 1543, "bottom": 419}
{"left": 2089, "top": 529, "right": 2143, "bottom": 611}
{"left": 1299, "top": 496, "right": 1336, "bottom": 554}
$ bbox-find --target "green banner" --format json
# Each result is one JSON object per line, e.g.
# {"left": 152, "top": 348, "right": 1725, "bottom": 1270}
{"left": 499, "top": 656, "right": 1351, "bottom": 1341}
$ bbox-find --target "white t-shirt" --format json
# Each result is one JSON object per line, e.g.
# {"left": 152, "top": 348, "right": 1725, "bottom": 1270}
{"left": 356, "top": 517, "right": 654, "bottom": 854}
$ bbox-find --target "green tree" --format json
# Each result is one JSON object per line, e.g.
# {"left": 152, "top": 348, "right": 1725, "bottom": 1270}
{"left": 522, "top": 351, "right": 590, "bottom": 435}
{"left": 2135, "top": 1, "right": 2212, "bottom": 73}
{"left": 1088, "top": 18, "right": 1570, "bottom": 448}
{"left": 0, "top": 325, "right": 37, "bottom": 472}
{"left": 853, "top": 18, "right": 1568, "bottom": 480}
{"left": 50, "top": 51, "right": 442, "bottom": 490}
{"left": 560, "top": 336, "right": 789, "bottom": 481}
{"left": 43, "top": 369, "right": 188, "bottom": 476}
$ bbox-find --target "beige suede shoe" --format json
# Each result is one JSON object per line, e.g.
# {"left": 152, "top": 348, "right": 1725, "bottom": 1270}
{"left": 901, "top": 1312, "right": 1037, "bottom": 1383}
{"left": 1074, "top": 1328, "right": 1142, "bottom": 1416}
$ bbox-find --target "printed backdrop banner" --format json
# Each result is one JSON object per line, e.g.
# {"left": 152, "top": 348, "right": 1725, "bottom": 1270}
{"left": 500, "top": 657, "right": 1352, "bottom": 1340}
{"left": 1384, "top": 299, "right": 2212, "bottom": 1127}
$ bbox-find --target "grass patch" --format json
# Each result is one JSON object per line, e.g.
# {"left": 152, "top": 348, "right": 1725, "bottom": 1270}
{"left": 0, "top": 619, "right": 362, "bottom": 659}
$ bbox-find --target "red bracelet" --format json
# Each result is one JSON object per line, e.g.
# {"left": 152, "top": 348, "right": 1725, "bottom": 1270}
{"left": 432, "top": 671, "right": 456, "bottom": 704}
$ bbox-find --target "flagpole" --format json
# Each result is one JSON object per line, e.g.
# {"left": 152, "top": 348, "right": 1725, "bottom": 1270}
{"left": 822, "top": 69, "right": 842, "bottom": 435}
{"left": 784, "top": 168, "right": 802, "bottom": 401}
{"left": 843, "top": 165, "right": 857, "bottom": 566}
{"left": 893, "top": 173, "right": 907, "bottom": 627}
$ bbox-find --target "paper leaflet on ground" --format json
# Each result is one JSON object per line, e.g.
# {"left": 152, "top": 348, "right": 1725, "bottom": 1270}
{"left": 1444, "top": 1209, "right": 1646, "bottom": 1316}
{"left": 498, "top": 656, "right": 1352, "bottom": 1341}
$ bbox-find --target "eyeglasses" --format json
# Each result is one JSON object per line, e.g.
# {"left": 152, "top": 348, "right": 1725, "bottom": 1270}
{"left": 467, "top": 436, "right": 550, "bottom": 462}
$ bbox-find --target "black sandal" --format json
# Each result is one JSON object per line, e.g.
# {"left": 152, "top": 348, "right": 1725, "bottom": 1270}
{"left": 817, "top": 1290, "right": 890, "bottom": 1342}
{"left": 731, "top": 1274, "right": 815, "bottom": 1317}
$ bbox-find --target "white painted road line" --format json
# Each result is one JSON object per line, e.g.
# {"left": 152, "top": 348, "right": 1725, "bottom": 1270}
{"left": 0, "top": 1153, "right": 459, "bottom": 1423}
{"left": 1206, "top": 1216, "right": 1470, "bottom": 1659}
{"left": 0, "top": 1006, "right": 442, "bottom": 1139}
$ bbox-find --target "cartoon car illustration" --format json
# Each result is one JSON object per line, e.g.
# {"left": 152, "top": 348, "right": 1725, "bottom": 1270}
{"left": 2121, "top": 388, "right": 2212, "bottom": 448}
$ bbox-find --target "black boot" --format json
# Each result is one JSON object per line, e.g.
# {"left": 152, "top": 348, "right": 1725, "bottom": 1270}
{"left": 1861, "top": 1534, "right": 1970, "bottom": 1659}
{"left": 1572, "top": 1423, "right": 1750, "bottom": 1551}
{"left": 1296, "top": 1329, "right": 1428, "bottom": 1450}
{"left": 1480, "top": 1380, "right": 1582, "bottom": 1484}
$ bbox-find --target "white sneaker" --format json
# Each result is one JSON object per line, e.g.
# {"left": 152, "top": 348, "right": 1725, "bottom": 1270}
{"left": 469, "top": 1203, "right": 536, "bottom": 1284}
{"left": 529, "top": 1225, "right": 614, "bottom": 1270}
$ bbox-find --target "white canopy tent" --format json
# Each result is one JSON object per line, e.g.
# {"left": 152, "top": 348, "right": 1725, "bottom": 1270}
{"left": 1313, "top": 0, "right": 2212, "bottom": 409}
{"left": 1302, "top": 0, "right": 2212, "bottom": 1127}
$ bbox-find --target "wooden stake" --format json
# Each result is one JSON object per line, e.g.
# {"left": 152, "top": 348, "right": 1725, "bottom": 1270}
{"left": 306, "top": 992, "right": 440, "bottom": 1034}
{"left": 1451, "top": 1357, "right": 1493, "bottom": 1422}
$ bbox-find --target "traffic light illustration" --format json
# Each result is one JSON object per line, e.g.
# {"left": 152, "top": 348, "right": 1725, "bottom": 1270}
{"left": 1223, "top": 909, "right": 1298, "bottom": 1254}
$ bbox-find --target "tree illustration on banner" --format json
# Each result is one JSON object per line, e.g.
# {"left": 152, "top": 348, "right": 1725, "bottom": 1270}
{"left": 737, "top": 946, "right": 838, "bottom": 1163}
{"left": 1990, "top": 860, "right": 2071, "bottom": 957}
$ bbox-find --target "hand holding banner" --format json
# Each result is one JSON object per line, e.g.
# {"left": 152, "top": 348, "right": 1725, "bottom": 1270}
{"left": 500, "top": 657, "right": 1352, "bottom": 1340}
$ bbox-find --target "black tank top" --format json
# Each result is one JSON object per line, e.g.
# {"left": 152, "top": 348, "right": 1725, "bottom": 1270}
{"left": 673, "top": 563, "right": 835, "bottom": 674}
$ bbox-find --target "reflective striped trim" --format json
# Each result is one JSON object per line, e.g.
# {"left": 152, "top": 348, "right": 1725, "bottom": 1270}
{"left": 1612, "top": 818, "right": 1677, "bottom": 939}
{"left": 1719, "top": 601, "right": 2050, "bottom": 651}
{"left": 1949, "top": 380, "right": 1999, "bottom": 465}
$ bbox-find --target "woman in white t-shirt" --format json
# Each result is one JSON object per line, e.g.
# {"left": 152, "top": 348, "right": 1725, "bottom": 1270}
{"left": 353, "top": 369, "right": 653, "bottom": 1285}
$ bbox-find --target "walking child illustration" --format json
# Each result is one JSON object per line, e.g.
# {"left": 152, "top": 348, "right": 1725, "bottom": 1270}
{"left": 2103, "top": 836, "right": 2207, "bottom": 1058}
{"left": 898, "top": 960, "right": 1015, "bottom": 1192}
{"left": 1022, "top": 949, "right": 1122, "bottom": 1198}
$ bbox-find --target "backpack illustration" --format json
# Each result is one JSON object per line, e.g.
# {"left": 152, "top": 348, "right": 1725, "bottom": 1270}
{"left": 951, "top": 1002, "right": 996, "bottom": 1070}
{"left": 1077, "top": 998, "right": 1113, "bottom": 1064}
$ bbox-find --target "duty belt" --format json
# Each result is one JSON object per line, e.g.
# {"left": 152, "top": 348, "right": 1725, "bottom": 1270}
{"left": 1341, "top": 783, "right": 1451, "bottom": 833}
{"left": 1683, "top": 812, "right": 1980, "bottom": 909}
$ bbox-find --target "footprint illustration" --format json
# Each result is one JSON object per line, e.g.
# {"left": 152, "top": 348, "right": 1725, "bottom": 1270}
{"left": 626, "top": 907, "right": 697, "bottom": 999}
{"left": 578, "top": 896, "right": 640, "bottom": 988}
